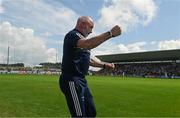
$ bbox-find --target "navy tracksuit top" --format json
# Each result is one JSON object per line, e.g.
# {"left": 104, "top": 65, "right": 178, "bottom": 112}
{"left": 61, "top": 29, "right": 90, "bottom": 78}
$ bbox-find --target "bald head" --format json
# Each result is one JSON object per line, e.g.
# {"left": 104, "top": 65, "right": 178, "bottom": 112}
{"left": 75, "top": 16, "right": 94, "bottom": 37}
{"left": 76, "top": 16, "right": 93, "bottom": 25}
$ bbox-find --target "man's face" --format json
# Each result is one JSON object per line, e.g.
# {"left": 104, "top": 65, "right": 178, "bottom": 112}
{"left": 82, "top": 21, "right": 94, "bottom": 37}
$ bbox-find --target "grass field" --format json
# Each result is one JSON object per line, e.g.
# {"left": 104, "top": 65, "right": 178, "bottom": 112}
{"left": 0, "top": 74, "right": 180, "bottom": 117}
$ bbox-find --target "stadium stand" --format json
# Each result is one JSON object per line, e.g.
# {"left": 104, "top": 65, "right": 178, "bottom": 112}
{"left": 96, "top": 49, "right": 180, "bottom": 78}
{"left": 0, "top": 62, "right": 61, "bottom": 74}
{"left": 0, "top": 63, "right": 25, "bottom": 74}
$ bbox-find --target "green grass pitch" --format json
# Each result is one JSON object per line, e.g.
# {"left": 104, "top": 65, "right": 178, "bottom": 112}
{"left": 0, "top": 74, "right": 180, "bottom": 117}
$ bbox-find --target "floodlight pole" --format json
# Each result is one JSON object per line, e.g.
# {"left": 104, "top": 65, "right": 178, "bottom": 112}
{"left": 7, "top": 46, "right": 10, "bottom": 71}
{"left": 56, "top": 53, "right": 57, "bottom": 63}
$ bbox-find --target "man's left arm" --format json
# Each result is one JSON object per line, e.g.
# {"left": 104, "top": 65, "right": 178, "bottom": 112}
{"left": 90, "top": 57, "right": 115, "bottom": 70}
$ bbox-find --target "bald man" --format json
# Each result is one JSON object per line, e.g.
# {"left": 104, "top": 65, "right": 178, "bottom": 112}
{"left": 59, "top": 16, "right": 121, "bottom": 117}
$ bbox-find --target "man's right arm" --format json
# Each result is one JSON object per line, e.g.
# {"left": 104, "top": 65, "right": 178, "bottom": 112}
{"left": 77, "top": 25, "right": 122, "bottom": 49}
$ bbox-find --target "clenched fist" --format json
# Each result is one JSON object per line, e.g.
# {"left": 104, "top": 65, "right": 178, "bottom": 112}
{"left": 104, "top": 63, "right": 115, "bottom": 70}
{"left": 111, "top": 25, "right": 121, "bottom": 37}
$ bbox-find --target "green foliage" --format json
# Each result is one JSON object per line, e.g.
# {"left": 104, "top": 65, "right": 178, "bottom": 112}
{"left": 0, "top": 74, "right": 180, "bottom": 117}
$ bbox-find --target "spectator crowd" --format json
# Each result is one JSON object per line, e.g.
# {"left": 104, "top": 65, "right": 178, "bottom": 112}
{"left": 96, "top": 62, "right": 180, "bottom": 78}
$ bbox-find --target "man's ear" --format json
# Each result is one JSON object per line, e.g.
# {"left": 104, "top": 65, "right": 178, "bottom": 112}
{"left": 82, "top": 22, "right": 87, "bottom": 27}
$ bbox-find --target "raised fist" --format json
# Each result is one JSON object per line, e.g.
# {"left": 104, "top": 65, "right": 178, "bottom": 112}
{"left": 110, "top": 25, "right": 121, "bottom": 37}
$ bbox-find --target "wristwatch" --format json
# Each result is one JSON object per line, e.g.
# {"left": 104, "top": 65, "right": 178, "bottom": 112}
{"left": 108, "top": 31, "right": 113, "bottom": 38}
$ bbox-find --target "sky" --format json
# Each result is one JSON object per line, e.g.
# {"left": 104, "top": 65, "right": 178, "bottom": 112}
{"left": 0, "top": 0, "right": 180, "bottom": 66}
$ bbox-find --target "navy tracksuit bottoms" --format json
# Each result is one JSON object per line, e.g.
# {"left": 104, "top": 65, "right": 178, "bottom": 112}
{"left": 59, "top": 74, "right": 96, "bottom": 117}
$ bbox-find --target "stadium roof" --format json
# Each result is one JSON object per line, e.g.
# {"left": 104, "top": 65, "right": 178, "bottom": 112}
{"left": 96, "top": 49, "right": 180, "bottom": 63}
